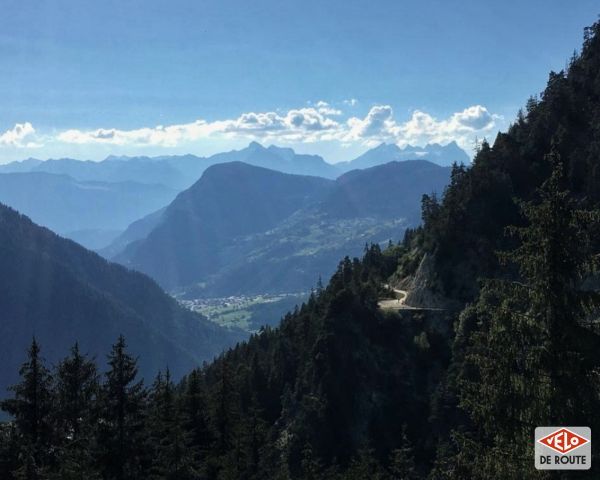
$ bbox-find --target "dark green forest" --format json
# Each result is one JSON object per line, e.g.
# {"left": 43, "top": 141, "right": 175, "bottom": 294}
{"left": 4, "top": 17, "right": 600, "bottom": 480}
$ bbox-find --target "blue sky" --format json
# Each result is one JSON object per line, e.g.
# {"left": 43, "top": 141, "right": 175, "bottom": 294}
{"left": 0, "top": 0, "right": 598, "bottom": 163}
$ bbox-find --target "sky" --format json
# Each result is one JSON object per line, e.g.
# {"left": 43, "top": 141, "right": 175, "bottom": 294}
{"left": 0, "top": 0, "right": 598, "bottom": 164}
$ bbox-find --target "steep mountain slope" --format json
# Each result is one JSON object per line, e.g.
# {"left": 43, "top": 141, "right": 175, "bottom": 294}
{"left": 0, "top": 203, "right": 243, "bottom": 396}
{"left": 0, "top": 172, "right": 177, "bottom": 249}
{"left": 369, "top": 22, "right": 600, "bottom": 477}
{"left": 337, "top": 141, "right": 469, "bottom": 172}
{"left": 186, "top": 246, "right": 454, "bottom": 477}
{"left": 115, "top": 160, "right": 450, "bottom": 296}
{"left": 98, "top": 207, "right": 166, "bottom": 258}
{"left": 0, "top": 244, "right": 454, "bottom": 479}
{"left": 322, "top": 160, "right": 450, "bottom": 220}
{"left": 116, "top": 162, "right": 334, "bottom": 289}
{"left": 189, "top": 160, "right": 451, "bottom": 296}
{"left": 403, "top": 23, "right": 600, "bottom": 306}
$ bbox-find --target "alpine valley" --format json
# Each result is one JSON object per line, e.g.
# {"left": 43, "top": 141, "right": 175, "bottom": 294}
{"left": 2, "top": 7, "right": 600, "bottom": 480}
{"left": 0, "top": 142, "right": 457, "bottom": 331}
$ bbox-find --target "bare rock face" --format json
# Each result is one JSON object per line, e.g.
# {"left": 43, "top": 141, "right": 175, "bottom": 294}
{"left": 405, "top": 253, "right": 456, "bottom": 310}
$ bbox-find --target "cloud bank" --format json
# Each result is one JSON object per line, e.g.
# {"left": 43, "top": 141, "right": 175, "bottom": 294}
{"left": 0, "top": 122, "right": 41, "bottom": 148}
{"left": 6, "top": 102, "right": 502, "bottom": 154}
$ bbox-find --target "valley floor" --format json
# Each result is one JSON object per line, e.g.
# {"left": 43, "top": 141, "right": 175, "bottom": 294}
{"left": 178, "top": 291, "right": 308, "bottom": 332}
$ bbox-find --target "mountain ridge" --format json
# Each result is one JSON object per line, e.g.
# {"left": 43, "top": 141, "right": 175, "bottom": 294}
{"left": 0, "top": 171, "right": 178, "bottom": 249}
{"left": 0, "top": 141, "right": 469, "bottom": 187}
{"left": 115, "top": 161, "right": 334, "bottom": 290}
{"left": 336, "top": 141, "right": 470, "bottom": 171}
{"left": 114, "top": 160, "right": 451, "bottom": 295}
{"left": 0, "top": 203, "right": 243, "bottom": 396}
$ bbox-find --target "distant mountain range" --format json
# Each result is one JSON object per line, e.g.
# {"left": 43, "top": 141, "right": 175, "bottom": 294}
{"left": 0, "top": 172, "right": 177, "bottom": 249}
{"left": 206, "top": 142, "right": 341, "bottom": 179}
{"left": 0, "top": 141, "right": 466, "bottom": 252}
{"left": 0, "top": 142, "right": 343, "bottom": 189}
{"left": 1, "top": 140, "right": 466, "bottom": 188}
{"left": 0, "top": 203, "right": 243, "bottom": 397}
{"left": 0, "top": 155, "right": 207, "bottom": 190}
{"left": 111, "top": 160, "right": 451, "bottom": 296}
{"left": 335, "top": 141, "right": 470, "bottom": 172}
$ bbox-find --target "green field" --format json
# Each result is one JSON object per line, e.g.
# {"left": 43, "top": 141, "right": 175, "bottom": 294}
{"left": 180, "top": 292, "right": 308, "bottom": 332}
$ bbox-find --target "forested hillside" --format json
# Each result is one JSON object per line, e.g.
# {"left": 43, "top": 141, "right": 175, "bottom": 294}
{"left": 3, "top": 16, "right": 600, "bottom": 480}
{"left": 0, "top": 245, "right": 455, "bottom": 479}
{"left": 115, "top": 162, "right": 334, "bottom": 290}
{"left": 0, "top": 203, "right": 243, "bottom": 398}
{"left": 116, "top": 160, "right": 450, "bottom": 296}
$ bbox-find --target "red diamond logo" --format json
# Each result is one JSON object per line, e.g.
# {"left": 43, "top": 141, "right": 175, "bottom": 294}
{"left": 538, "top": 428, "right": 589, "bottom": 454}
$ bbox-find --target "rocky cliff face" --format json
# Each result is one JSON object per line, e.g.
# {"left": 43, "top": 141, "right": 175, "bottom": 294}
{"left": 404, "top": 253, "right": 459, "bottom": 310}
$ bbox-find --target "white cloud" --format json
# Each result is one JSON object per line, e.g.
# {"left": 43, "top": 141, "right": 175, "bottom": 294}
{"left": 314, "top": 100, "right": 342, "bottom": 116}
{"left": 343, "top": 104, "right": 501, "bottom": 150}
{"left": 58, "top": 121, "right": 220, "bottom": 147}
{"left": 451, "top": 105, "right": 495, "bottom": 130}
{"left": 0, "top": 122, "right": 41, "bottom": 148}
{"left": 343, "top": 98, "right": 358, "bottom": 107}
{"left": 231, "top": 108, "right": 340, "bottom": 134}
{"left": 346, "top": 105, "right": 396, "bottom": 141}
{"left": 58, "top": 107, "right": 343, "bottom": 146}
{"left": 395, "top": 106, "right": 500, "bottom": 149}
{"left": 52, "top": 103, "right": 501, "bottom": 153}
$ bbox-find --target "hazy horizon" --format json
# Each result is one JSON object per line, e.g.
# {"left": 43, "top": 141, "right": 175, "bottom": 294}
{"left": 1, "top": 0, "right": 598, "bottom": 164}
{"left": 1, "top": 139, "right": 471, "bottom": 166}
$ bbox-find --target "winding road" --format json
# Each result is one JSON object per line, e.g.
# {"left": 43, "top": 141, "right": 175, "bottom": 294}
{"left": 378, "top": 285, "right": 414, "bottom": 310}
{"left": 378, "top": 284, "right": 443, "bottom": 311}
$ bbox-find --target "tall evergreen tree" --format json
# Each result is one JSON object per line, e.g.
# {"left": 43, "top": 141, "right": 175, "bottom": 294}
{"left": 0, "top": 424, "right": 20, "bottom": 480}
{"left": 97, "top": 336, "right": 147, "bottom": 480}
{"left": 148, "top": 370, "right": 198, "bottom": 480}
{"left": 389, "top": 426, "right": 418, "bottom": 480}
{"left": 343, "top": 448, "right": 388, "bottom": 480}
{"left": 210, "top": 357, "right": 239, "bottom": 455}
{"left": 180, "top": 369, "right": 211, "bottom": 465}
{"left": 1, "top": 338, "right": 54, "bottom": 479}
{"left": 240, "top": 395, "right": 267, "bottom": 478}
{"left": 52, "top": 343, "right": 100, "bottom": 480}
{"left": 299, "top": 443, "right": 321, "bottom": 480}
{"left": 456, "top": 154, "right": 600, "bottom": 478}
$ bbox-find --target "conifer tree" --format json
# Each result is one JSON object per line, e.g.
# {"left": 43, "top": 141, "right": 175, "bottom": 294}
{"left": 1, "top": 339, "right": 54, "bottom": 479}
{"left": 210, "top": 357, "right": 238, "bottom": 455}
{"left": 205, "top": 356, "right": 243, "bottom": 479}
{"left": 0, "top": 424, "right": 20, "bottom": 480}
{"left": 343, "top": 448, "right": 388, "bottom": 480}
{"left": 240, "top": 395, "right": 267, "bottom": 478}
{"left": 97, "top": 336, "right": 147, "bottom": 480}
{"left": 181, "top": 369, "right": 211, "bottom": 463}
{"left": 389, "top": 426, "right": 418, "bottom": 480}
{"left": 52, "top": 343, "right": 100, "bottom": 480}
{"left": 148, "top": 370, "right": 198, "bottom": 480}
{"left": 457, "top": 153, "right": 600, "bottom": 478}
{"left": 299, "top": 443, "right": 323, "bottom": 480}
